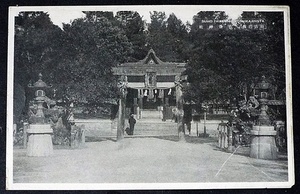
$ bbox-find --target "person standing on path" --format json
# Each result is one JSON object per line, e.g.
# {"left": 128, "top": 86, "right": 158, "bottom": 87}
{"left": 128, "top": 113, "right": 136, "bottom": 135}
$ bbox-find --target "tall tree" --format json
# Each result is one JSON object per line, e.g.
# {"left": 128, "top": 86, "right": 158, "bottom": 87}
{"left": 184, "top": 11, "right": 285, "bottom": 107}
{"left": 166, "top": 13, "right": 190, "bottom": 62}
{"left": 147, "top": 11, "right": 189, "bottom": 62}
{"left": 14, "top": 12, "right": 64, "bottom": 121}
{"left": 53, "top": 12, "right": 133, "bottom": 104}
{"left": 115, "top": 11, "right": 147, "bottom": 61}
{"left": 14, "top": 12, "right": 64, "bottom": 88}
{"left": 146, "top": 11, "right": 168, "bottom": 60}
{"left": 257, "top": 12, "right": 285, "bottom": 98}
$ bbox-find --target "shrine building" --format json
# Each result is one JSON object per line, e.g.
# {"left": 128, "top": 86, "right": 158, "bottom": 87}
{"left": 112, "top": 49, "right": 186, "bottom": 119}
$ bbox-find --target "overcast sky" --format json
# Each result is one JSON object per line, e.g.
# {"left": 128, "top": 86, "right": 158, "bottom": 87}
{"left": 12, "top": 5, "right": 283, "bottom": 29}
{"left": 44, "top": 5, "right": 246, "bottom": 29}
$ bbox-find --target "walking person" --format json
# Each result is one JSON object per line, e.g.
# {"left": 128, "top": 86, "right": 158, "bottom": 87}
{"left": 128, "top": 113, "right": 136, "bottom": 135}
{"left": 183, "top": 105, "right": 192, "bottom": 134}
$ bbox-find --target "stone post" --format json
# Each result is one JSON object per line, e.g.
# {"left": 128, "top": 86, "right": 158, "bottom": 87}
{"left": 227, "top": 125, "right": 234, "bottom": 152}
{"left": 138, "top": 95, "right": 143, "bottom": 119}
{"left": 23, "top": 122, "right": 28, "bottom": 148}
{"left": 204, "top": 111, "right": 207, "bottom": 136}
{"left": 218, "top": 122, "right": 228, "bottom": 149}
{"left": 201, "top": 104, "right": 209, "bottom": 138}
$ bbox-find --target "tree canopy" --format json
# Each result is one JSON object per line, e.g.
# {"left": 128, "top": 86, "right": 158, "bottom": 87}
{"left": 184, "top": 11, "right": 285, "bottom": 108}
{"left": 14, "top": 10, "right": 286, "bottom": 118}
{"left": 14, "top": 12, "right": 64, "bottom": 87}
{"left": 14, "top": 11, "right": 134, "bottom": 106}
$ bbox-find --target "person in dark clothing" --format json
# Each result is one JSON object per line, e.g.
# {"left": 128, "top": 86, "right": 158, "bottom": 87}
{"left": 183, "top": 105, "right": 192, "bottom": 134}
{"left": 128, "top": 113, "right": 136, "bottom": 135}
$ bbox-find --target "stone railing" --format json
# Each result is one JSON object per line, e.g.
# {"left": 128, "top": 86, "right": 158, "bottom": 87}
{"left": 70, "top": 122, "right": 85, "bottom": 148}
{"left": 22, "top": 120, "right": 86, "bottom": 149}
{"left": 217, "top": 122, "right": 234, "bottom": 151}
{"left": 73, "top": 119, "right": 118, "bottom": 140}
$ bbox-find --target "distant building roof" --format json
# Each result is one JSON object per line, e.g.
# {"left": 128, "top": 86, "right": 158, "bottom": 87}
{"left": 116, "top": 49, "right": 186, "bottom": 67}
{"left": 112, "top": 49, "right": 186, "bottom": 76}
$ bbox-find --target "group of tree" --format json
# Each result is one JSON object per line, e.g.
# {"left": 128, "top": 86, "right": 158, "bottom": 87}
{"left": 13, "top": 10, "right": 285, "bottom": 121}
{"left": 184, "top": 11, "right": 285, "bottom": 111}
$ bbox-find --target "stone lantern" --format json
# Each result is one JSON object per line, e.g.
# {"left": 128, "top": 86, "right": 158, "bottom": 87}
{"left": 250, "top": 76, "right": 277, "bottom": 159}
{"left": 27, "top": 73, "right": 53, "bottom": 156}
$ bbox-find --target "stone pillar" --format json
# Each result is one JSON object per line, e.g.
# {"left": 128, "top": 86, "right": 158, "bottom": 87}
{"left": 138, "top": 95, "right": 144, "bottom": 119}
{"left": 203, "top": 110, "right": 207, "bottom": 136}
{"left": 133, "top": 98, "right": 138, "bottom": 115}
{"left": 227, "top": 125, "right": 234, "bottom": 152}
{"left": 138, "top": 95, "right": 143, "bottom": 119}
{"left": 218, "top": 122, "right": 228, "bottom": 149}
{"left": 23, "top": 122, "right": 29, "bottom": 148}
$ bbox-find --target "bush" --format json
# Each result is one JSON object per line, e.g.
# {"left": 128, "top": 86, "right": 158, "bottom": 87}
{"left": 51, "top": 117, "right": 71, "bottom": 145}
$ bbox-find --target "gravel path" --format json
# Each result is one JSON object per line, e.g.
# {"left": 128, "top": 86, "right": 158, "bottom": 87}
{"left": 13, "top": 136, "right": 288, "bottom": 184}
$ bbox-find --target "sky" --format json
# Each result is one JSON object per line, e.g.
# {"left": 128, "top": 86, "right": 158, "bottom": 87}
{"left": 43, "top": 5, "right": 245, "bottom": 29}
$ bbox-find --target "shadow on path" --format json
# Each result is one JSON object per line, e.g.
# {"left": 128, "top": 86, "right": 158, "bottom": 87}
{"left": 85, "top": 136, "right": 117, "bottom": 142}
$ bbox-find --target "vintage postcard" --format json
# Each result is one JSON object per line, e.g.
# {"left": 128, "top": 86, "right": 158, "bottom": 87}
{"left": 6, "top": 5, "right": 293, "bottom": 190}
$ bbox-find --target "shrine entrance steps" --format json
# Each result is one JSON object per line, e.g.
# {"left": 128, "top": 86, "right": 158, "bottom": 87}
{"left": 140, "top": 109, "right": 161, "bottom": 120}
{"left": 131, "top": 119, "right": 177, "bottom": 137}
{"left": 80, "top": 109, "right": 177, "bottom": 141}
{"left": 128, "top": 109, "right": 176, "bottom": 137}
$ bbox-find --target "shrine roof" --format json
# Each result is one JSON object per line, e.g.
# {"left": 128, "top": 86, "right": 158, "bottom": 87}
{"left": 116, "top": 49, "right": 186, "bottom": 67}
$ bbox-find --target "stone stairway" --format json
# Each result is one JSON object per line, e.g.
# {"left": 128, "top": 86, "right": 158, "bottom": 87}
{"left": 140, "top": 109, "right": 161, "bottom": 119}
{"left": 132, "top": 119, "right": 177, "bottom": 136}
{"left": 78, "top": 110, "right": 178, "bottom": 139}
{"left": 130, "top": 109, "right": 177, "bottom": 136}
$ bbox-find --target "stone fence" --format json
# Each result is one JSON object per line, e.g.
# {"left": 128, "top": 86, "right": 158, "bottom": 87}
{"left": 217, "top": 121, "right": 286, "bottom": 153}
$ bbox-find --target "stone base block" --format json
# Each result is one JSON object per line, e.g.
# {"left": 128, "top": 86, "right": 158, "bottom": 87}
{"left": 250, "top": 135, "right": 278, "bottom": 160}
{"left": 27, "top": 124, "right": 53, "bottom": 133}
{"left": 27, "top": 134, "right": 53, "bottom": 157}
{"left": 27, "top": 124, "right": 53, "bottom": 157}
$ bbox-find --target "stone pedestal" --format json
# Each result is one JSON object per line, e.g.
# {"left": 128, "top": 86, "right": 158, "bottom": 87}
{"left": 250, "top": 125, "right": 278, "bottom": 160}
{"left": 27, "top": 124, "right": 53, "bottom": 157}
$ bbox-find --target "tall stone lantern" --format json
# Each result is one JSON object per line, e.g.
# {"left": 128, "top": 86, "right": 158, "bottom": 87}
{"left": 27, "top": 73, "right": 53, "bottom": 156}
{"left": 250, "top": 76, "right": 278, "bottom": 159}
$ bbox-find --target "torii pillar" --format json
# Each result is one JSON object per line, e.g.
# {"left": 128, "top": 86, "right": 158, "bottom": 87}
{"left": 117, "top": 75, "right": 127, "bottom": 141}
{"left": 175, "top": 75, "right": 185, "bottom": 142}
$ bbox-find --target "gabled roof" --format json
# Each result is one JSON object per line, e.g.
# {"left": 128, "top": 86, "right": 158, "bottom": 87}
{"left": 141, "top": 49, "right": 163, "bottom": 65}
{"left": 117, "top": 49, "right": 185, "bottom": 67}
